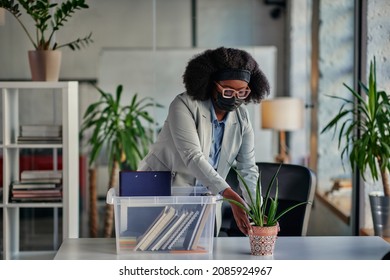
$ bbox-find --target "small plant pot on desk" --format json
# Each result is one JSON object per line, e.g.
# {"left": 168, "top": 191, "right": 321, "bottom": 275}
{"left": 248, "top": 225, "right": 279, "bottom": 256}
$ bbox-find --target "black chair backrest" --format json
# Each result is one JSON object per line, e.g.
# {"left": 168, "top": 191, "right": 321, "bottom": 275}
{"left": 222, "top": 162, "right": 316, "bottom": 237}
{"left": 256, "top": 162, "right": 316, "bottom": 236}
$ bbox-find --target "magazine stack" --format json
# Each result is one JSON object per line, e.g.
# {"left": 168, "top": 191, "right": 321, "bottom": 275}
{"left": 10, "top": 170, "right": 63, "bottom": 202}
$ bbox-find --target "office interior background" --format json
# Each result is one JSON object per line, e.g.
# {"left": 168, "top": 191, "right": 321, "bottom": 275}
{"left": 0, "top": 0, "right": 389, "bottom": 255}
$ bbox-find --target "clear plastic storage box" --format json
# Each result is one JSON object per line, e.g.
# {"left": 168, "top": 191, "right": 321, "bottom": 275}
{"left": 106, "top": 187, "right": 217, "bottom": 254}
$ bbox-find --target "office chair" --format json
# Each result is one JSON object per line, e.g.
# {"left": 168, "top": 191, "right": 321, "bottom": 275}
{"left": 220, "top": 162, "right": 316, "bottom": 236}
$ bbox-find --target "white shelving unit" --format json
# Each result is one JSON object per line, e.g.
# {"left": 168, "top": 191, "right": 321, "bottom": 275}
{"left": 0, "top": 82, "right": 79, "bottom": 260}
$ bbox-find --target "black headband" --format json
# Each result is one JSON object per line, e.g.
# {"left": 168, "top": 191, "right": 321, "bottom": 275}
{"left": 213, "top": 69, "right": 251, "bottom": 83}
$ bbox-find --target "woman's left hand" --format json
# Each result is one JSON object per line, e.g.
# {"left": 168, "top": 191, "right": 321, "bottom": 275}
{"left": 222, "top": 187, "right": 252, "bottom": 235}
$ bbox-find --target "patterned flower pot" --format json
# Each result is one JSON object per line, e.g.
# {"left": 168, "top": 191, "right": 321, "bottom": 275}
{"left": 249, "top": 225, "right": 278, "bottom": 256}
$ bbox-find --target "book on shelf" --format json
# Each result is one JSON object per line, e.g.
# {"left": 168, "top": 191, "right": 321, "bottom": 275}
{"left": 12, "top": 181, "right": 59, "bottom": 190}
{"left": 12, "top": 192, "right": 61, "bottom": 197}
{"left": 11, "top": 196, "right": 62, "bottom": 202}
{"left": 20, "top": 125, "right": 62, "bottom": 137}
{"left": 20, "top": 124, "right": 62, "bottom": 131}
{"left": 18, "top": 178, "right": 62, "bottom": 184}
{"left": 21, "top": 170, "right": 62, "bottom": 180}
{"left": 17, "top": 136, "right": 62, "bottom": 144}
{"left": 12, "top": 186, "right": 62, "bottom": 195}
{"left": 19, "top": 131, "right": 62, "bottom": 138}
{"left": 11, "top": 185, "right": 62, "bottom": 202}
{"left": 134, "top": 206, "right": 177, "bottom": 251}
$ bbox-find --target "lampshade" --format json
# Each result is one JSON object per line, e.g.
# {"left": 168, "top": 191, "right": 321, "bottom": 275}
{"left": 261, "top": 97, "right": 304, "bottom": 131}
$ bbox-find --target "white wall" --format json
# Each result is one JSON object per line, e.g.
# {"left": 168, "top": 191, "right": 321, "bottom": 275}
{"left": 0, "top": 0, "right": 194, "bottom": 79}
{"left": 0, "top": 0, "right": 286, "bottom": 82}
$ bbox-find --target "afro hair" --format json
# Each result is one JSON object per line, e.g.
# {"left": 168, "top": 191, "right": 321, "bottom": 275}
{"left": 182, "top": 47, "right": 270, "bottom": 103}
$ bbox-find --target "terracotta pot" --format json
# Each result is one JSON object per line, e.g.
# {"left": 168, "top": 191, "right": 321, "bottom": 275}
{"left": 28, "top": 50, "right": 62, "bottom": 81}
{"left": 248, "top": 225, "right": 278, "bottom": 256}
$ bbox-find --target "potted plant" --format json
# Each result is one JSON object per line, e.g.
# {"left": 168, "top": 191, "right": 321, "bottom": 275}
{"left": 80, "top": 84, "right": 162, "bottom": 237}
{"left": 225, "top": 164, "right": 310, "bottom": 255}
{"left": 0, "top": 0, "right": 93, "bottom": 81}
{"left": 321, "top": 57, "right": 390, "bottom": 237}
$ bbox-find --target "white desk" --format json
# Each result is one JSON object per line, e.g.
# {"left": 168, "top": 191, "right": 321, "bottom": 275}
{"left": 54, "top": 236, "right": 390, "bottom": 260}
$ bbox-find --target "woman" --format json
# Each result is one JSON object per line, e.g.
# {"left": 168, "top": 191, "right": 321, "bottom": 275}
{"left": 138, "top": 47, "right": 270, "bottom": 235}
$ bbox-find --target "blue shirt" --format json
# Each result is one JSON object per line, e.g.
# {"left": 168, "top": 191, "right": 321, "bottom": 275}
{"left": 208, "top": 105, "right": 227, "bottom": 170}
{"left": 195, "top": 104, "right": 227, "bottom": 187}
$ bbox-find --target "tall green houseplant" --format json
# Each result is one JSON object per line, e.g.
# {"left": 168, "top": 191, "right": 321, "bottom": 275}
{"left": 80, "top": 84, "right": 161, "bottom": 237}
{"left": 321, "top": 57, "right": 390, "bottom": 197}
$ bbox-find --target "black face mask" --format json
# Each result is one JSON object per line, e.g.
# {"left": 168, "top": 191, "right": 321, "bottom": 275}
{"left": 214, "top": 93, "right": 245, "bottom": 112}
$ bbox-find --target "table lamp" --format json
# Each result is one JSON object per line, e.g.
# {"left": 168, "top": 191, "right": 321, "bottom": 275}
{"left": 261, "top": 97, "right": 304, "bottom": 163}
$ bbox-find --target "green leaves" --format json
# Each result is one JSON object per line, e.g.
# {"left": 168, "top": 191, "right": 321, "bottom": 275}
{"left": 0, "top": 0, "right": 22, "bottom": 17}
{"left": 321, "top": 57, "right": 390, "bottom": 196}
{"left": 80, "top": 84, "right": 162, "bottom": 173}
{"left": 0, "top": 0, "right": 92, "bottom": 50}
{"left": 226, "top": 164, "right": 310, "bottom": 227}
{"left": 57, "top": 32, "right": 93, "bottom": 50}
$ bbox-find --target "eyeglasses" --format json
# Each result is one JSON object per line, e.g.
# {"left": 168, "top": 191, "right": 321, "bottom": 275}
{"left": 214, "top": 82, "right": 251, "bottom": 99}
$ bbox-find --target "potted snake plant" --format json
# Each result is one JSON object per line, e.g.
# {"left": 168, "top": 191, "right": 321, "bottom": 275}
{"left": 225, "top": 164, "right": 310, "bottom": 255}
{"left": 0, "top": 0, "right": 93, "bottom": 81}
{"left": 321, "top": 57, "right": 390, "bottom": 237}
{"left": 80, "top": 84, "right": 162, "bottom": 237}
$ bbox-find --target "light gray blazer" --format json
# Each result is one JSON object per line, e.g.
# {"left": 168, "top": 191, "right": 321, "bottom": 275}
{"left": 138, "top": 92, "right": 259, "bottom": 202}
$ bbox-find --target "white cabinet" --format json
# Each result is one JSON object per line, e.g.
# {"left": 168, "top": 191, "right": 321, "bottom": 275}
{"left": 0, "top": 82, "right": 79, "bottom": 259}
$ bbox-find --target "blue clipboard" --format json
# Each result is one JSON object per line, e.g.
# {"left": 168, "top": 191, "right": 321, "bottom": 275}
{"left": 119, "top": 171, "right": 172, "bottom": 196}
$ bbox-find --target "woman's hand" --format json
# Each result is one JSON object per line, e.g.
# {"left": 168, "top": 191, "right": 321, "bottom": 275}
{"left": 222, "top": 187, "right": 252, "bottom": 236}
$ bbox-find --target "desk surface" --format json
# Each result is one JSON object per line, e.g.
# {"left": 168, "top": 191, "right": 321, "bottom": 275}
{"left": 54, "top": 236, "right": 390, "bottom": 260}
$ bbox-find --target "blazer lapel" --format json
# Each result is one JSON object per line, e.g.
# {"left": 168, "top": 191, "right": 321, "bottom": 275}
{"left": 217, "top": 112, "right": 238, "bottom": 173}
{"left": 199, "top": 100, "right": 212, "bottom": 158}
